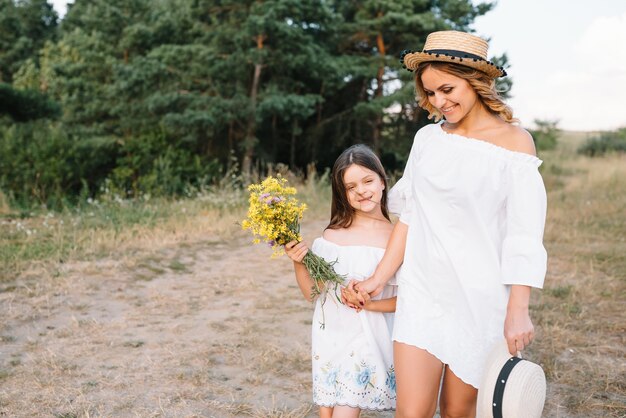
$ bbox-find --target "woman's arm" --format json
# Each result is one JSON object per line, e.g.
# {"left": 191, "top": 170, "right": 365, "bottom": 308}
{"left": 500, "top": 133, "right": 547, "bottom": 355}
{"left": 285, "top": 240, "right": 318, "bottom": 301}
{"left": 504, "top": 285, "right": 534, "bottom": 355}
{"left": 354, "top": 221, "right": 408, "bottom": 298}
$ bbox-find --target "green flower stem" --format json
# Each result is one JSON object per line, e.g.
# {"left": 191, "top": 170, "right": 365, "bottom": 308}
{"left": 302, "top": 251, "right": 345, "bottom": 329}
{"left": 302, "top": 251, "right": 344, "bottom": 298}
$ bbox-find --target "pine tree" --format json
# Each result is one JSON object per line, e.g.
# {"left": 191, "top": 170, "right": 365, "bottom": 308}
{"left": 0, "top": 0, "right": 57, "bottom": 82}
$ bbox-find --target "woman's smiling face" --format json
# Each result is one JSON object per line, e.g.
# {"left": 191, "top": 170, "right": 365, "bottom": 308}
{"left": 420, "top": 66, "right": 481, "bottom": 124}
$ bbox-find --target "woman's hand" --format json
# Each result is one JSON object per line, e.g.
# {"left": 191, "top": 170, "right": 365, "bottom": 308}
{"left": 353, "top": 275, "right": 385, "bottom": 303}
{"left": 285, "top": 240, "right": 308, "bottom": 263}
{"left": 504, "top": 307, "right": 534, "bottom": 355}
{"left": 504, "top": 285, "right": 535, "bottom": 355}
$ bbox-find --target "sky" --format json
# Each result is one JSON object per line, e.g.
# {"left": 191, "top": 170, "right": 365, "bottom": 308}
{"left": 49, "top": 0, "right": 626, "bottom": 131}
{"left": 471, "top": 0, "right": 626, "bottom": 131}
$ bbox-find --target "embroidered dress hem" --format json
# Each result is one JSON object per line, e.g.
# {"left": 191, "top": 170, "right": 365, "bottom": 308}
{"left": 314, "top": 401, "right": 395, "bottom": 411}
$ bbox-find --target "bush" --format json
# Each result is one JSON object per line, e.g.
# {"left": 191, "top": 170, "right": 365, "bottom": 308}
{"left": 530, "top": 119, "right": 560, "bottom": 151}
{"left": 578, "top": 128, "right": 626, "bottom": 157}
{"left": 0, "top": 121, "right": 113, "bottom": 208}
{"left": 0, "top": 121, "right": 222, "bottom": 209}
{"left": 108, "top": 132, "right": 222, "bottom": 198}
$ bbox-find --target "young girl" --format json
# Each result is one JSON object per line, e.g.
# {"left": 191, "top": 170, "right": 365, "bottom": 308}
{"left": 285, "top": 144, "right": 397, "bottom": 418}
{"left": 355, "top": 30, "right": 548, "bottom": 417}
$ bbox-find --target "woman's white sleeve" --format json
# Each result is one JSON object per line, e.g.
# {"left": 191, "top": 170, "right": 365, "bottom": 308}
{"left": 388, "top": 139, "right": 418, "bottom": 225}
{"left": 500, "top": 163, "right": 548, "bottom": 288}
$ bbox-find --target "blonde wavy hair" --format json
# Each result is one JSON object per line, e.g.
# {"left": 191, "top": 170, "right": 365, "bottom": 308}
{"left": 414, "top": 61, "right": 517, "bottom": 124}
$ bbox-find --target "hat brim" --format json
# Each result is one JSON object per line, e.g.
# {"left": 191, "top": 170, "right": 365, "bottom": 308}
{"left": 404, "top": 51, "right": 506, "bottom": 78}
{"left": 477, "top": 340, "right": 546, "bottom": 418}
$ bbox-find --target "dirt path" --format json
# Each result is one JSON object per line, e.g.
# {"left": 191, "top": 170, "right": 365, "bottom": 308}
{"left": 0, "top": 218, "right": 397, "bottom": 417}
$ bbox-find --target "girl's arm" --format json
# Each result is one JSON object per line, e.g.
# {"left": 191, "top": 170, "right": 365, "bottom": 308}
{"left": 285, "top": 240, "right": 318, "bottom": 301}
{"left": 355, "top": 221, "right": 408, "bottom": 298}
{"left": 342, "top": 282, "right": 396, "bottom": 313}
{"left": 363, "top": 296, "right": 396, "bottom": 313}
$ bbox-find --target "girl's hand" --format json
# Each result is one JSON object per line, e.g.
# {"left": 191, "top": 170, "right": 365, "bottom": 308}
{"left": 285, "top": 240, "right": 308, "bottom": 263}
{"left": 341, "top": 280, "right": 367, "bottom": 312}
{"left": 341, "top": 288, "right": 360, "bottom": 312}
{"left": 504, "top": 306, "right": 535, "bottom": 355}
{"left": 353, "top": 275, "right": 385, "bottom": 303}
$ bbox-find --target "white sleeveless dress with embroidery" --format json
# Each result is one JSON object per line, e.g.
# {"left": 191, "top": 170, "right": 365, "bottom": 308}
{"left": 310, "top": 237, "right": 397, "bottom": 411}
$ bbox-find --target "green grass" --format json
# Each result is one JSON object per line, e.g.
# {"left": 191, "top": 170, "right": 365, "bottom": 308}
{"left": 0, "top": 187, "right": 248, "bottom": 282}
{"left": 168, "top": 259, "right": 189, "bottom": 272}
{"left": 0, "top": 173, "right": 331, "bottom": 282}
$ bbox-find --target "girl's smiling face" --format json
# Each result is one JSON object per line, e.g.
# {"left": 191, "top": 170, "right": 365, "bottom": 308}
{"left": 342, "top": 164, "right": 385, "bottom": 214}
{"left": 420, "top": 66, "right": 481, "bottom": 124}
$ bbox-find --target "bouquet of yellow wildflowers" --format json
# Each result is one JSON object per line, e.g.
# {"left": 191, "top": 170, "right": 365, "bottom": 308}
{"left": 241, "top": 176, "right": 345, "bottom": 309}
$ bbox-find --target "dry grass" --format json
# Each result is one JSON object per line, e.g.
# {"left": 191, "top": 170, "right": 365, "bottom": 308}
{"left": 0, "top": 136, "right": 624, "bottom": 417}
{"left": 532, "top": 131, "right": 626, "bottom": 417}
{"left": 0, "top": 188, "right": 246, "bottom": 282}
{"left": 0, "top": 175, "right": 331, "bottom": 417}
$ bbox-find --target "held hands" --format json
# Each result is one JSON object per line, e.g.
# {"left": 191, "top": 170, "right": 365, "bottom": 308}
{"left": 340, "top": 280, "right": 370, "bottom": 312}
{"left": 285, "top": 240, "right": 308, "bottom": 263}
{"left": 353, "top": 274, "right": 385, "bottom": 304}
{"left": 340, "top": 275, "right": 383, "bottom": 310}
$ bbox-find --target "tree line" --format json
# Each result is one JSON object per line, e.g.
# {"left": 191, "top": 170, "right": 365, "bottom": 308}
{"left": 0, "top": 0, "right": 510, "bottom": 208}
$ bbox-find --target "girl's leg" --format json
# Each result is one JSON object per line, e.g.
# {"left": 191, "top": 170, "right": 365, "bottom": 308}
{"left": 331, "top": 405, "right": 360, "bottom": 418}
{"left": 394, "top": 341, "right": 444, "bottom": 418}
{"left": 438, "top": 366, "right": 478, "bottom": 418}
{"left": 320, "top": 406, "right": 333, "bottom": 418}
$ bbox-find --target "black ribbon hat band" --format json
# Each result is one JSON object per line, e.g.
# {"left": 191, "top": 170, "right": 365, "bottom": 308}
{"left": 424, "top": 49, "right": 485, "bottom": 61}
{"left": 492, "top": 356, "right": 524, "bottom": 418}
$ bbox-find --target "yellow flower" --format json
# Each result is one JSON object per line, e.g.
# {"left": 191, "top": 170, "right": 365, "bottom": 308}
{"left": 240, "top": 175, "right": 345, "bottom": 328}
{"left": 241, "top": 175, "right": 306, "bottom": 257}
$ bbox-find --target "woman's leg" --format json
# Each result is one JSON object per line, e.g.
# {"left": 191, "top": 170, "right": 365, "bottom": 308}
{"left": 394, "top": 341, "right": 444, "bottom": 418}
{"left": 438, "top": 365, "right": 478, "bottom": 418}
{"left": 331, "top": 405, "right": 360, "bottom": 418}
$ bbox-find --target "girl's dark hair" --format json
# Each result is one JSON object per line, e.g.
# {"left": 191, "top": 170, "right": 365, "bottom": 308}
{"left": 327, "top": 144, "right": 390, "bottom": 229}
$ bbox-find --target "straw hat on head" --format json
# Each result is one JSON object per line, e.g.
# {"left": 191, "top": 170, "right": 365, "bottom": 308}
{"left": 401, "top": 30, "right": 506, "bottom": 78}
{"left": 476, "top": 339, "right": 546, "bottom": 418}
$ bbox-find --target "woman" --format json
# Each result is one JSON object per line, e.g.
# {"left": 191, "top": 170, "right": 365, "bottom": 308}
{"left": 354, "top": 30, "right": 548, "bottom": 418}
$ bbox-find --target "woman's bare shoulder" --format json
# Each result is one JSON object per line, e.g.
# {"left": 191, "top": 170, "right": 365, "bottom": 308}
{"left": 500, "top": 124, "right": 537, "bottom": 156}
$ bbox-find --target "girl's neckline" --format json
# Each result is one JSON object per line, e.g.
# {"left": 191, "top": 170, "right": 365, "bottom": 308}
{"left": 436, "top": 123, "right": 542, "bottom": 165}
{"left": 318, "top": 236, "right": 386, "bottom": 251}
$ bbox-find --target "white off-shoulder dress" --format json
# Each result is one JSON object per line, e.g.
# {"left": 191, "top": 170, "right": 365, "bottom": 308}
{"left": 388, "top": 122, "right": 547, "bottom": 388}
{"left": 310, "top": 237, "right": 397, "bottom": 411}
